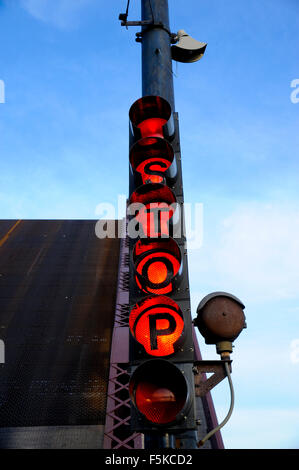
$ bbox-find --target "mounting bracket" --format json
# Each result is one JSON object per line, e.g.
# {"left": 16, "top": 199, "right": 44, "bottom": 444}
{"left": 193, "top": 360, "right": 232, "bottom": 397}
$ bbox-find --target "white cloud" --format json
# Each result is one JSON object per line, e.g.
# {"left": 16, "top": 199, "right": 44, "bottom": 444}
{"left": 21, "top": 0, "right": 95, "bottom": 29}
{"left": 189, "top": 201, "right": 299, "bottom": 302}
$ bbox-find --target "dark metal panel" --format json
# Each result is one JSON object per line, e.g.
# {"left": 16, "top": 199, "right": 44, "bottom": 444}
{"left": 0, "top": 220, "right": 20, "bottom": 240}
{"left": 0, "top": 425, "right": 104, "bottom": 449}
{"left": 0, "top": 220, "right": 120, "bottom": 433}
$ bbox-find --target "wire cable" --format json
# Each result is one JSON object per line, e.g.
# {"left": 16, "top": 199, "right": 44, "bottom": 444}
{"left": 122, "top": 0, "right": 131, "bottom": 29}
{"left": 125, "top": 0, "right": 130, "bottom": 17}
{"left": 198, "top": 361, "right": 235, "bottom": 447}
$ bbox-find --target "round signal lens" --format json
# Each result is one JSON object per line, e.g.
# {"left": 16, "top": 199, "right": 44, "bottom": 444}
{"left": 130, "top": 137, "right": 175, "bottom": 185}
{"left": 133, "top": 238, "right": 182, "bottom": 295}
{"left": 129, "top": 95, "right": 172, "bottom": 140}
{"left": 129, "top": 183, "right": 177, "bottom": 238}
{"left": 129, "top": 359, "right": 188, "bottom": 424}
{"left": 129, "top": 296, "right": 184, "bottom": 357}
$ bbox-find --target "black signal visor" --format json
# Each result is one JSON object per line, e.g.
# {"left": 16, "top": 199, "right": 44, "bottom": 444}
{"left": 129, "top": 359, "right": 188, "bottom": 425}
{"left": 130, "top": 136, "right": 177, "bottom": 186}
{"left": 133, "top": 237, "right": 183, "bottom": 295}
{"left": 129, "top": 95, "right": 175, "bottom": 142}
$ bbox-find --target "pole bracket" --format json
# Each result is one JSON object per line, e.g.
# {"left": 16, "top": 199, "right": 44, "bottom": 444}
{"left": 119, "top": 14, "right": 176, "bottom": 42}
{"left": 135, "top": 25, "right": 176, "bottom": 43}
{"left": 119, "top": 11, "right": 154, "bottom": 28}
{"left": 120, "top": 19, "right": 153, "bottom": 27}
{"left": 193, "top": 360, "right": 232, "bottom": 397}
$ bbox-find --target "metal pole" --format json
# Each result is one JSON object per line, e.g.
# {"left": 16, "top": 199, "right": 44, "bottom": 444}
{"left": 141, "top": 0, "right": 175, "bottom": 111}
{"left": 144, "top": 432, "right": 174, "bottom": 449}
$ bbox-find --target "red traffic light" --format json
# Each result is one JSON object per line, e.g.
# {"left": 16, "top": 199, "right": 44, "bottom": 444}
{"left": 129, "top": 95, "right": 174, "bottom": 141}
{"left": 129, "top": 296, "right": 184, "bottom": 357}
{"left": 130, "top": 137, "right": 177, "bottom": 185}
{"left": 129, "top": 359, "right": 188, "bottom": 425}
{"left": 127, "top": 95, "right": 197, "bottom": 436}
{"left": 133, "top": 237, "right": 182, "bottom": 295}
{"left": 129, "top": 183, "right": 177, "bottom": 237}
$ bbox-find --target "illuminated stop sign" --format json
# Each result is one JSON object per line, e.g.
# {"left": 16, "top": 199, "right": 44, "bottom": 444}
{"left": 129, "top": 296, "right": 184, "bottom": 357}
{"left": 127, "top": 95, "right": 197, "bottom": 434}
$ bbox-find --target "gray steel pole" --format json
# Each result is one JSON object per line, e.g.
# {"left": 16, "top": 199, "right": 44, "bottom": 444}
{"left": 141, "top": 0, "right": 175, "bottom": 111}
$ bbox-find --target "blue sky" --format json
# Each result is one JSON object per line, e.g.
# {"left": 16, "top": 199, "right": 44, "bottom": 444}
{"left": 1, "top": 0, "right": 299, "bottom": 449}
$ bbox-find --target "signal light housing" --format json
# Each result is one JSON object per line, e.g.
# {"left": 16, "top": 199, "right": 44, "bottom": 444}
{"left": 129, "top": 296, "right": 184, "bottom": 358}
{"left": 129, "top": 295, "right": 194, "bottom": 362}
{"left": 129, "top": 183, "right": 178, "bottom": 238}
{"left": 127, "top": 95, "right": 196, "bottom": 435}
{"left": 129, "top": 359, "right": 196, "bottom": 431}
{"left": 129, "top": 95, "right": 175, "bottom": 142}
{"left": 133, "top": 237, "right": 183, "bottom": 295}
{"left": 129, "top": 137, "right": 177, "bottom": 186}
